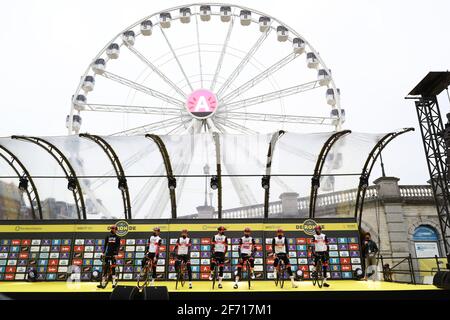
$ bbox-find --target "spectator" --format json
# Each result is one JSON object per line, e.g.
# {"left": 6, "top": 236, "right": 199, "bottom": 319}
{"left": 362, "top": 233, "right": 379, "bottom": 280}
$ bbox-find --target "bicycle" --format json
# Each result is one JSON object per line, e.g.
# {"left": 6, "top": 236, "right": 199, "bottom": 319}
{"left": 274, "top": 257, "right": 287, "bottom": 288}
{"left": 240, "top": 258, "right": 253, "bottom": 289}
{"left": 98, "top": 255, "right": 116, "bottom": 289}
{"left": 137, "top": 256, "right": 156, "bottom": 291}
{"left": 312, "top": 257, "right": 324, "bottom": 288}
{"left": 175, "top": 258, "right": 188, "bottom": 290}
{"left": 212, "top": 259, "right": 229, "bottom": 289}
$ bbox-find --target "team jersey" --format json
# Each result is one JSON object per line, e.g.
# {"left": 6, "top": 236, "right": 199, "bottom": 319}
{"left": 176, "top": 237, "right": 191, "bottom": 255}
{"left": 272, "top": 236, "right": 288, "bottom": 254}
{"left": 312, "top": 233, "right": 328, "bottom": 253}
{"left": 239, "top": 236, "right": 256, "bottom": 255}
{"left": 211, "top": 234, "right": 228, "bottom": 253}
{"left": 146, "top": 235, "right": 162, "bottom": 253}
{"left": 103, "top": 234, "right": 121, "bottom": 256}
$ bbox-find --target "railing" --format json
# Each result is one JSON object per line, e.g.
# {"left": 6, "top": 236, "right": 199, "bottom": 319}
{"left": 399, "top": 185, "right": 434, "bottom": 199}
{"left": 378, "top": 254, "right": 448, "bottom": 284}
{"left": 184, "top": 184, "right": 434, "bottom": 219}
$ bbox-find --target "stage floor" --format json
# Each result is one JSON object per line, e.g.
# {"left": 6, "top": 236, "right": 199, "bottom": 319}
{"left": 0, "top": 280, "right": 441, "bottom": 293}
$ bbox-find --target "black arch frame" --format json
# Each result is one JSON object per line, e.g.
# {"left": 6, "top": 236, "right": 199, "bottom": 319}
{"left": 309, "top": 130, "right": 352, "bottom": 218}
{"left": 264, "top": 130, "right": 285, "bottom": 218}
{"left": 79, "top": 134, "right": 132, "bottom": 220}
{"left": 145, "top": 134, "right": 177, "bottom": 219}
{"left": 212, "top": 132, "right": 223, "bottom": 219}
{"left": 354, "top": 128, "right": 415, "bottom": 228}
{"left": 0, "top": 144, "right": 43, "bottom": 220}
{"left": 11, "top": 136, "right": 86, "bottom": 220}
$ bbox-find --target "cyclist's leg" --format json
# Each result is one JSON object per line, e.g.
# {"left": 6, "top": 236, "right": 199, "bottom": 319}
{"left": 313, "top": 253, "right": 319, "bottom": 272}
{"left": 249, "top": 256, "right": 255, "bottom": 278}
{"left": 111, "top": 257, "right": 118, "bottom": 287}
{"left": 175, "top": 257, "right": 181, "bottom": 274}
{"left": 283, "top": 254, "right": 297, "bottom": 287}
{"left": 217, "top": 254, "right": 224, "bottom": 287}
{"left": 151, "top": 253, "right": 158, "bottom": 279}
{"left": 98, "top": 257, "right": 109, "bottom": 288}
{"left": 234, "top": 255, "right": 244, "bottom": 288}
{"left": 282, "top": 254, "right": 293, "bottom": 276}
{"left": 185, "top": 256, "right": 192, "bottom": 282}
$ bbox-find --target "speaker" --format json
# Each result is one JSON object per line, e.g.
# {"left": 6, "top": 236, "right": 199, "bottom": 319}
{"left": 109, "top": 286, "right": 136, "bottom": 300}
{"left": 110, "top": 286, "right": 169, "bottom": 300}
{"left": 433, "top": 271, "right": 450, "bottom": 289}
{"left": 141, "top": 286, "right": 169, "bottom": 300}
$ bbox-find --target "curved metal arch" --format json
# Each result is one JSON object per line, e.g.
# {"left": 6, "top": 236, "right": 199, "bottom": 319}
{"left": 79, "top": 134, "right": 132, "bottom": 220}
{"left": 309, "top": 130, "right": 351, "bottom": 218}
{"left": 212, "top": 132, "right": 223, "bottom": 218}
{"left": 0, "top": 144, "right": 43, "bottom": 220}
{"left": 11, "top": 136, "right": 86, "bottom": 220}
{"left": 355, "top": 128, "right": 415, "bottom": 228}
{"left": 264, "top": 130, "right": 286, "bottom": 218}
{"left": 145, "top": 134, "right": 177, "bottom": 218}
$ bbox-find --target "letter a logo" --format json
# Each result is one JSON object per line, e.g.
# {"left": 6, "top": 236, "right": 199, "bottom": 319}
{"left": 186, "top": 89, "right": 218, "bottom": 119}
{"left": 194, "top": 96, "right": 209, "bottom": 112}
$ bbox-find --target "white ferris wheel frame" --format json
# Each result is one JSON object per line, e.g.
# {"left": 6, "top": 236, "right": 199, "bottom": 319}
{"left": 68, "top": 2, "right": 343, "bottom": 136}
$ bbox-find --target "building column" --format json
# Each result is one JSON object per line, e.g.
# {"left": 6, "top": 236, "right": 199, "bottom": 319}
{"left": 279, "top": 192, "right": 299, "bottom": 217}
{"left": 374, "top": 177, "right": 411, "bottom": 282}
{"left": 196, "top": 205, "right": 215, "bottom": 219}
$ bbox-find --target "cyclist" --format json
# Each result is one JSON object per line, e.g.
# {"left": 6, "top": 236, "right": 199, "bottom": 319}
{"left": 140, "top": 227, "right": 162, "bottom": 286}
{"left": 270, "top": 228, "right": 297, "bottom": 288}
{"left": 209, "top": 226, "right": 228, "bottom": 289}
{"left": 233, "top": 227, "right": 257, "bottom": 289}
{"left": 97, "top": 225, "right": 120, "bottom": 289}
{"left": 311, "top": 225, "right": 330, "bottom": 287}
{"left": 174, "top": 229, "right": 193, "bottom": 289}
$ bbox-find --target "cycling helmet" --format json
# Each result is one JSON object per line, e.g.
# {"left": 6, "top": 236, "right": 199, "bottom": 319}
{"left": 244, "top": 227, "right": 251, "bottom": 233}
{"left": 153, "top": 227, "right": 161, "bottom": 232}
{"left": 217, "top": 226, "right": 226, "bottom": 231}
{"left": 181, "top": 229, "right": 188, "bottom": 234}
{"left": 276, "top": 228, "right": 284, "bottom": 234}
{"left": 110, "top": 225, "right": 117, "bottom": 231}
{"left": 314, "top": 225, "right": 322, "bottom": 231}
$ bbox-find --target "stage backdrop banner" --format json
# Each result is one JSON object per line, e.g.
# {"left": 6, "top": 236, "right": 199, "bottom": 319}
{"left": 0, "top": 219, "right": 361, "bottom": 281}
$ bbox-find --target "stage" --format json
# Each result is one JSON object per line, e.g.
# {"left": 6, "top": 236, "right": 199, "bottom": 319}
{"left": 1, "top": 280, "right": 448, "bottom": 300}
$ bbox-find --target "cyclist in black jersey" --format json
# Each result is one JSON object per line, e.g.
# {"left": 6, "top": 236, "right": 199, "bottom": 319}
{"left": 97, "top": 225, "right": 120, "bottom": 289}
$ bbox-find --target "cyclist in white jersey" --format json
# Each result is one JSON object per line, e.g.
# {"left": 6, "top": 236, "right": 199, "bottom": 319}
{"left": 141, "top": 227, "right": 162, "bottom": 285}
{"left": 270, "top": 228, "right": 298, "bottom": 288}
{"left": 311, "top": 225, "right": 330, "bottom": 287}
{"left": 234, "top": 227, "right": 257, "bottom": 289}
{"left": 174, "top": 229, "right": 193, "bottom": 289}
{"left": 209, "top": 226, "right": 228, "bottom": 289}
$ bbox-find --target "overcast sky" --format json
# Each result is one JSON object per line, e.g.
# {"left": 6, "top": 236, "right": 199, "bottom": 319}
{"left": 0, "top": 0, "right": 449, "bottom": 185}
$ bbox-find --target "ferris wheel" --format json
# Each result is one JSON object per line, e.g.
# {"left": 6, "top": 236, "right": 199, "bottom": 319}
{"left": 67, "top": 3, "right": 345, "bottom": 136}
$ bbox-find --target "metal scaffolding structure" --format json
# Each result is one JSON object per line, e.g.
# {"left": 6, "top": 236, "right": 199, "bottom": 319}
{"left": 407, "top": 71, "right": 450, "bottom": 267}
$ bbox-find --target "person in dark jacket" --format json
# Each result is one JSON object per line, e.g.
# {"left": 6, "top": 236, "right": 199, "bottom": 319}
{"left": 362, "top": 233, "right": 379, "bottom": 280}
{"left": 97, "top": 225, "right": 121, "bottom": 288}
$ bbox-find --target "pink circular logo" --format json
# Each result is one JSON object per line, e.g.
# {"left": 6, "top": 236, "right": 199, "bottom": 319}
{"left": 186, "top": 89, "right": 218, "bottom": 119}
